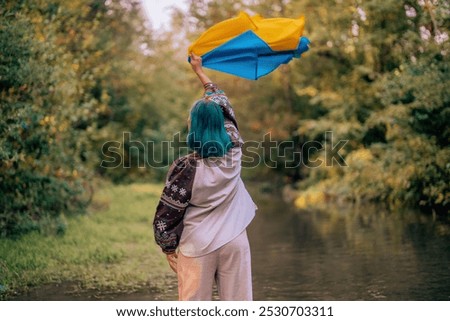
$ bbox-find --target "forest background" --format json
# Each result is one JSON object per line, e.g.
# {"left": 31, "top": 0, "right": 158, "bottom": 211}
{"left": 1, "top": 0, "right": 449, "bottom": 240}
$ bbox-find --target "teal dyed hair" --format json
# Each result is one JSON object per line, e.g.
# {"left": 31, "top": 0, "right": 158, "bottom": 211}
{"left": 188, "top": 100, "right": 232, "bottom": 157}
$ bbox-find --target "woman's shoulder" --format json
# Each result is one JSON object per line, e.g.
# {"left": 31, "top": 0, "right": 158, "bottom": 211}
{"left": 172, "top": 153, "right": 200, "bottom": 169}
{"left": 165, "top": 153, "right": 200, "bottom": 184}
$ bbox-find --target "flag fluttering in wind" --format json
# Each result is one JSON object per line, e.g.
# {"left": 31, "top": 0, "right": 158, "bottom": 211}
{"left": 188, "top": 12, "right": 310, "bottom": 80}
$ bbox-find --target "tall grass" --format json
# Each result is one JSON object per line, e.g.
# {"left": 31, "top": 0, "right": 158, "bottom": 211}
{"left": 0, "top": 182, "right": 170, "bottom": 299}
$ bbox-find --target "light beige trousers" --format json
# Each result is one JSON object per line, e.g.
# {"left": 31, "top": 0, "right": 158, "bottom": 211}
{"left": 177, "top": 230, "right": 252, "bottom": 301}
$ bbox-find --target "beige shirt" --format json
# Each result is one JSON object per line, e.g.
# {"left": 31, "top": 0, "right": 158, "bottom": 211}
{"left": 179, "top": 147, "right": 257, "bottom": 257}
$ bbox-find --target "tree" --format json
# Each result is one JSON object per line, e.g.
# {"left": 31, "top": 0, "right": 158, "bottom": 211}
{"left": 287, "top": 0, "right": 449, "bottom": 213}
{"left": 0, "top": 0, "right": 197, "bottom": 237}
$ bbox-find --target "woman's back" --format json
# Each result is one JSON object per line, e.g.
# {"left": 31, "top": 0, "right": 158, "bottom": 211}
{"left": 180, "top": 147, "right": 256, "bottom": 257}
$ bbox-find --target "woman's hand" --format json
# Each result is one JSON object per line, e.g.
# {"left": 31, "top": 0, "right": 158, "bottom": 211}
{"left": 189, "top": 53, "right": 203, "bottom": 73}
{"left": 166, "top": 252, "right": 178, "bottom": 274}
{"left": 189, "top": 53, "right": 213, "bottom": 86}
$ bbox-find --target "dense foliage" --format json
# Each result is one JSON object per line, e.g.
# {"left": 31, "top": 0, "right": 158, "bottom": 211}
{"left": 0, "top": 0, "right": 448, "bottom": 237}
{"left": 288, "top": 0, "right": 449, "bottom": 213}
{"left": 0, "top": 0, "right": 193, "bottom": 237}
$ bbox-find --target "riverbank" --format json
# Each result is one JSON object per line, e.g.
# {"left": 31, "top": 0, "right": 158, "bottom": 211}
{"left": 0, "top": 182, "right": 172, "bottom": 300}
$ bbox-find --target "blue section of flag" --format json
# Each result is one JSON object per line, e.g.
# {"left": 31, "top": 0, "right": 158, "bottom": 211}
{"left": 200, "top": 31, "right": 310, "bottom": 80}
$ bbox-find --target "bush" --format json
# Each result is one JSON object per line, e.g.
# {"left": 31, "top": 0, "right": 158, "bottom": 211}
{"left": 0, "top": 1, "right": 91, "bottom": 237}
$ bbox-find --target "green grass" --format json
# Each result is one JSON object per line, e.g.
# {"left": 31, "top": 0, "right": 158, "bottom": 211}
{"left": 0, "top": 182, "right": 171, "bottom": 299}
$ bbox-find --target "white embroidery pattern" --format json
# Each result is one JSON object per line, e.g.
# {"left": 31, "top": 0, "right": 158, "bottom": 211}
{"left": 156, "top": 221, "right": 167, "bottom": 231}
{"left": 161, "top": 194, "right": 189, "bottom": 210}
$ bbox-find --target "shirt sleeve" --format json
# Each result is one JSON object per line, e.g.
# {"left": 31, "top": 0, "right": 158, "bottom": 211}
{"left": 153, "top": 156, "right": 197, "bottom": 254}
{"left": 203, "top": 83, "right": 244, "bottom": 148}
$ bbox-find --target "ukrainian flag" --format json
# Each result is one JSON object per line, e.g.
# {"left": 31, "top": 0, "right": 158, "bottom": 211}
{"left": 189, "top": 12, "right": 310, "bottom": 80}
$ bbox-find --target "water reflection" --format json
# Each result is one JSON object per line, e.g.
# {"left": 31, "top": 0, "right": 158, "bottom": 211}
{"left": 248, "top": 190, "right": 450, "bottom": 300}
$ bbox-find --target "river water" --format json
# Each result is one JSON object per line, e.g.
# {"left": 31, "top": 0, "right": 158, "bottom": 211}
{"left": 248, "top": 188, "right": 450, "bottom": 300}
{"left": 14, "top": 185, "right": 450, "bottom": 301}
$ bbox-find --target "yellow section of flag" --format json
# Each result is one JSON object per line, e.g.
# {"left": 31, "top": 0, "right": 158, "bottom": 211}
{"left": 189, "top": 12, "right": 305, "bottom": 56}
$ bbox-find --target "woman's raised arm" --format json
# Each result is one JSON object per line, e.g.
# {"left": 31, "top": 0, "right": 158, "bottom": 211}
{"left": 189, "top": 54, "right": 242, "bottom": 147}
